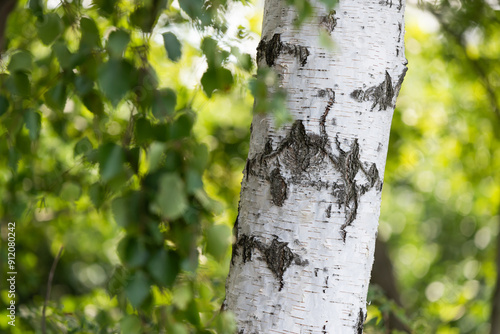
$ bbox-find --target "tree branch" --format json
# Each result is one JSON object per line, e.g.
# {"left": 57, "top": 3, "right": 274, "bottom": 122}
{"left": 42, "top": 246, "right": 64, "bottom": 334}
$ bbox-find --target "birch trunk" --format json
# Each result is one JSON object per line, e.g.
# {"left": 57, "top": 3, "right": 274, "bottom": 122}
{"left": 224, "top": 0, "right": 407, "bottom": 332}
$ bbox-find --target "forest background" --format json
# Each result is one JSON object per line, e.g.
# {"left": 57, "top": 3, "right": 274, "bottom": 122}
{"left": 0, "top": 0, "right": 499, "bottom": 333}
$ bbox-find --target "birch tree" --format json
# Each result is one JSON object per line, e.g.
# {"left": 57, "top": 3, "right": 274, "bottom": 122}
{"left": 224, "top": 0, "right": 408, "bottom": 332}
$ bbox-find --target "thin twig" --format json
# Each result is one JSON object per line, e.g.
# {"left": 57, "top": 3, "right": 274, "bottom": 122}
{"left": 42, "top": 246, "right": 64, "bottom": 334}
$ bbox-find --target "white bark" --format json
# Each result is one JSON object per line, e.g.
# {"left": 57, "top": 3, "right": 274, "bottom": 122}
{"left": 225, "top": 0, "right": 407, "bottom": 333}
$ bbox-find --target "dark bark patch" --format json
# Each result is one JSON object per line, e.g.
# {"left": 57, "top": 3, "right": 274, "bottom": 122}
{"left": 233, "top": 234, "right": 308, "bottom": 290}
{"left": 356, "top": 308, "right": 366, "bottom": 334}
{"left": 270, "top": 168, "right": 287, "bottom": 206}
{"left": 257, "top": 33, "right": 282, "bottom": 67}
{"left": 230, "top": 214, "right": 240, "bottom": 264}
{"left": 320, "top": 10, "right": 337, "bottom": 33}
{"left": 257, "top": 33, "right": 310, "bottom": 67}
{"left": 350, "top": 71, "right": 394, "bottom": 111}
{"left": 245, "top": 90, "right": 382, "bottom": 241}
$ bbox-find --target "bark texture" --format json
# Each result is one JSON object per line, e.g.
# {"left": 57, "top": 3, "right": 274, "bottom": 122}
{"left": 225, "top": 0, "right": 407, "bottom": 332}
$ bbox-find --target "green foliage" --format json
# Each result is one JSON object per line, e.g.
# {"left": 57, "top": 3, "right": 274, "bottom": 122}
{"left": 0, "top": 0, "right": 257, "bottom": 332}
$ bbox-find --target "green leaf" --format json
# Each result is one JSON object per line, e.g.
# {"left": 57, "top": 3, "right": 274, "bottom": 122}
{"left": 74, "top": 137, "right": 93, "bottom": 156}
{"left": 6, "top": 72, "right": 31, "bottom": 97}
{"left": 111, "top": 192, "right": 142, "bottom": 229}
{"left": 120, "top": 315, "right": 142, "bottom": 334}
{"left": 169, "top": 113, "right": 194, "bottom": 140}
{"left": 130, "top": 6, "right": 155, "bottom": 33}
{"left": 134, "top": 118, "right": 154, "bottom": 146}
{"left": 98, "top": 59, "right": 137, "bottom": 106}
{"left": 201, "top": 66, "right": 233, "bottom": 97}
{"left": 126, "top": 147, "right": 140, "bottom": 174}
{"left": 118, "top": 236, "right": 149, "bottom": 268}
{"left": 98, "top": 143, "right": 125, "bottom": 182}
{"left": 8, "top": 51, "right": 33, "bottom": 73}
{"left": 74, "top": 75, "right": 93, "bottom": 95}
{"left": 88, "top": 182, "right": 105, "bottom": 209}
{"left": 44, "top": 82, "right": 67, "bottom": 111}
{"left": 162, "top": 32, "right": 182, "bottom": 62}
{"left": 52, "top": 41, "right": 73, "bottom": 69}
{"left": 125, "top": 271, "right": 151, "bottom": 308}
{"left": 186, "top": 169, "right": 203, "bottom": 194}
{"left": 152, "top": 88, "right": 177, "bottom": 121}
{"left": 190, "top": 144, "right": 208, "bottom": 172}
{"left": 185, "top": 300, "right": 201, "bottom": 327}
{"left": 8, "top": 148, "right": 19, "bottom": 172}
{"left": 0, "top": 95, "right": 9, "bottom": 117}
{"left": 148, "top": 142, "right": 166, "bottom": 172}
{"left": 172, "top": 284, "right": 192, "bottom": 310}
{"left": 107, "top": 29, "right": 130, "bottom": 58}
{"left": 28, "top": 0, "right": 43, "bottom": 18}
{"left": 24, "top": 110, "right": 41, "bottom": 141}
{"left": 205, "top": 224, "right": 231, "bottom": 260}
{"left": 38, "top": 13, "right": 63, "bottom": 45}
{"left": 60, "top": 182, "right": 81, "bottom": 202}
{"left": 179, "top": 0, "right": 204, "bottom": 22}
{"left": 82, "top": 90, "right": 104, "bottom": 114}
{"left": 152, "top": 173, "right": 188, "bottom": 220}
{"left": 80, "top": 17, "right": 101, "bottom": 51}
{"left": 147, "top": 249, "right": 180, "bottom": 287}
{"left": 93, "top": 0, "right": 118, "bottom": 16}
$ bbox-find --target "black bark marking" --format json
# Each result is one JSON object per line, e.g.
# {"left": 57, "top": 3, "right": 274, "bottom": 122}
{"left": 270, "top": 168, "right": 287, "bottom": 206}
{"left": 325, "top": 204, "right": 332, "bottom": 218}
{"left": 230, "top": 213, "right": 240, "bottom": 264}
{"left": 379, "top": 0, "right": 393, "bottom": 7}
{"left": 356, "top": 308, "right": 366, "bottom": 334}
{"left": 233, "top": 234, "right": 308, "bottom": 290}
{"left": 320, "top": 10, "right": 337, "bottom": 33}
{"left": 257, "top": 33, "right": 310, "bottom": 67}
{"left": 350, "top": 71, "right": 394, "bottom": 111}
{"left": 245, "top": 90, "right": 382, "bottom": 241}
{"left": 394, "top": 66, "right": 408, "bottom": 101}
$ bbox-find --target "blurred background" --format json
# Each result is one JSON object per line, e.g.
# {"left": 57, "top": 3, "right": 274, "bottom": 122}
{"left": 0, "top": 0, "right": 499, "bottom": 333}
